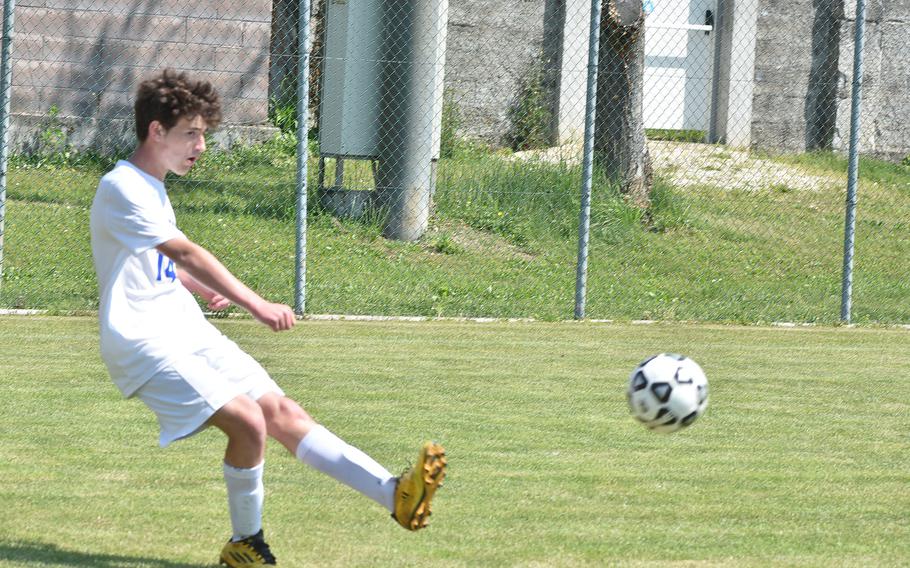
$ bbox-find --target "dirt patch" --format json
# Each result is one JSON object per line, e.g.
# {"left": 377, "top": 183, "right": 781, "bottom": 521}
{"left": 424, "top": 219, "right": 535, "bottom": 262}
{"left": 648, "top": 140, "right": 843, "bottom": 192}
{"left": 513, "top": 141, "right": 845, "bottom": 192}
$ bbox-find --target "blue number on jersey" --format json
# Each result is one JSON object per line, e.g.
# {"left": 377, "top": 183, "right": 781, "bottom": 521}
{"left": 156, "top": 253, "right": 177, "bottom": 282}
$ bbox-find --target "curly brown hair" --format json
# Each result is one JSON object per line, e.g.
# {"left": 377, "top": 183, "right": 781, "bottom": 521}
{"left": 134, "top": 69, "right": 222, "bottom": 141}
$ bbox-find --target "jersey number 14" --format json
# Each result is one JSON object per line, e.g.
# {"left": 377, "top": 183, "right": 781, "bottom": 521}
{"left": 157, "top": 253, "right": 177, "bottom": 282}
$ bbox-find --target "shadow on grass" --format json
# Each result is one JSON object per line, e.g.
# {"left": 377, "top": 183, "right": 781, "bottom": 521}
{"left": 0, "top": 540, "right": 211, "bottom": 567}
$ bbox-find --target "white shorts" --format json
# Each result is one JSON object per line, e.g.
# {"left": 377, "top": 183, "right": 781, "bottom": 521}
{"left": 135, "top": 338, "right": 284, "bottom": 447}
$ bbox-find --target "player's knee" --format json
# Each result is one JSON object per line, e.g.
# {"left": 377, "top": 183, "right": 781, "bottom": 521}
{"left": 263, "top": 397, "right": 316, "bottom": 439}
{"left": 280, "top": 397, "right": 314, "bottom": 424}
{"left": 214, "top": 396, "right": 268, "bottom": 446}
{"left": 262, "top": 396, "right": 311, "bottom": 424}
{"left": 238, "top": 409, "right": 268, "bottom": 446}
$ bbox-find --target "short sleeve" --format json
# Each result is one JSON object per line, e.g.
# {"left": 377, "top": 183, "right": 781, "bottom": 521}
{"left": 101, "top": 178, "right": 184, "bottom": 255}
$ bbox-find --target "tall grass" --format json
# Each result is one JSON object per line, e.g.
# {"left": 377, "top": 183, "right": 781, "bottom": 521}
{"left": 2, "top": 138, "right": 908, "bottom": 323}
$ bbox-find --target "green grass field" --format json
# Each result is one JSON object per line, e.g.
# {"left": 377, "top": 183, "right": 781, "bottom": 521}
{"left": 2, "top": 315, "right": 908, "bottom": 567}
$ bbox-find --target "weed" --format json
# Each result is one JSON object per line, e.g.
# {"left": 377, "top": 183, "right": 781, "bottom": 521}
{"left": 646, "top": 176, "right": 692, "bottom": 232}
{"left": 439, "top": 91, "right": 462, "bottom": 159}
{"left": 269, "top": 97, "right": 298, "bottom": 136}
{"left": 504, "top": 55, "right": 554, "bottom": 151}
{"left": 9, "top": 106, "right": 115, "bottom": 170}
{"left": 770, "top": 183, "right": 795, "bottom": 193}
{"left": 38, "top": 106, "right": 69, "bottom": 154}
{"left": 430, "top": 232, "right": 461, "bottom": 255}
{"left": 646, "top": 129, "right": 706, "bottom": 143}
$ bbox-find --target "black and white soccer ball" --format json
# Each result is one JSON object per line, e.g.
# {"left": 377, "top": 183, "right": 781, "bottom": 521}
{"left": 627, "top": 353, "right": 709, "bottom": 433}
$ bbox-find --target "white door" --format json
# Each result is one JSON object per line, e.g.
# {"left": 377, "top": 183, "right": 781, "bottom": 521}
{"left": 643, "top": 0, "right": 717, "bottom": 131}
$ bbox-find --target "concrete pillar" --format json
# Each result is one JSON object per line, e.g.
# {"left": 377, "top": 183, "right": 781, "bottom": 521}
{"left": 551, "top": 0, "right": 592, "bottom": 145}
{"left": 375, "top": 0, "right": 447, "bottom": 241}
{"left": 711, "top": 0, "right": 758, "bottom": 148}
{"left": 833, "top": 0, "right": 883, "bottom": 155}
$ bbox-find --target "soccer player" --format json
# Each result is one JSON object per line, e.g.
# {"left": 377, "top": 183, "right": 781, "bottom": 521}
{"left": 89, "top": 69, "right": 446, "bottom": 567}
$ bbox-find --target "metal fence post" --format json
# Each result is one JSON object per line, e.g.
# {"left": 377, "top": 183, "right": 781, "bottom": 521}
{"left": 294, "top": 0, "right": 312, "bottom": 316}
{"left": 574, "top": 0, "right": 602, "bottom": 320}
{"left": 0, "top": 0, "right": 15, "bottom": 294}
{"left": 840, "top": 0, "right": 866, "bottom": 324}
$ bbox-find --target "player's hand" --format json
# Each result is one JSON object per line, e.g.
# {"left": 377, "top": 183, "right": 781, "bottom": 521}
{"left": 249, "top": 300, "right": 296, "bottom": 332}
{"left": 206, "top": 294, "right": 231, "bottom": 311}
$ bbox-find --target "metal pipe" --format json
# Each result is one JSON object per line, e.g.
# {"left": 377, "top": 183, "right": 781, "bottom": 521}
{"left": 574, "top": 0, "right": 602, "bottom": 320}
{"left": 708, "top": 0, "right": 724, "bottom": 143}
{"left": 840, "top": 0, "right": 866, "bottom": 324}
{"left": 334, "top": 157, "right": 344, "bottom": 189}
{"left": 294, "top": 0, "right": 312, "bottom": 316}
{"left": 0, "top": 0, "right": 15, "bottom": 294}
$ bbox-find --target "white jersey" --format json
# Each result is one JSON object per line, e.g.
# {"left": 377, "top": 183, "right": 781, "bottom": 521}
{"left": 90, "top": 160, "right": 224, "bottom": 397}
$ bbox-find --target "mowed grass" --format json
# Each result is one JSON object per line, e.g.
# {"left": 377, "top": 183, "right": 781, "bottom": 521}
{"left": 1, "top": 315, "right": 908, "bottom": 567}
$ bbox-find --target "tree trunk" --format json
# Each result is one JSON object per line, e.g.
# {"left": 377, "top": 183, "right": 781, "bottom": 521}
{"left": 593, "top": 0, "right": 652, "bottom": 209}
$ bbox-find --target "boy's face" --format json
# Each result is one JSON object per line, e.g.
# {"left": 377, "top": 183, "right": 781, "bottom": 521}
{"left": 154, "top": 115, "right": 208, "bottom": 176}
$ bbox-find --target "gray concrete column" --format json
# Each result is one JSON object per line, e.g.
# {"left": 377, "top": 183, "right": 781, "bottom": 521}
{"left": 375, "top": 0, "right": 447, "bottom": 241}
{"left": 711, "top": 0, "right": 758, "bottom": 148}
{"left": 552, "top": 0, "right": 592, "bottom": 145}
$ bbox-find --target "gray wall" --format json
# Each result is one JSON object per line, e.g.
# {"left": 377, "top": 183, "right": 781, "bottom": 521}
{"left": 9, "top": 0, "right": 272, "bottom": 152}
{"left": 833, "top": 0, "right": 910, "bottom": 160}
{"left": 752, "top": 0, "right": 910, "bottom": 159}
{"left": 443, "top": 0, "right": 548, "bottom": 144}
{"left": 7, "top": 0, "right": 551, "bottom": 152}
{"left": 11, "top": 1, "right": 904, "bottom": 158}
{"left": 751, "top": 0, "right": 816, "bottom": 153}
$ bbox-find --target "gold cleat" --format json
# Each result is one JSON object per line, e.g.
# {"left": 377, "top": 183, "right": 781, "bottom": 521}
{"left": 392, "top": 441, "right": 447, "bottom": 531}
{"left": 219, "top": 529, "right": 276, "bottom": 566}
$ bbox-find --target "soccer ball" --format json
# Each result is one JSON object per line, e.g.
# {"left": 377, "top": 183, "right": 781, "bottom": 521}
{"left": 627, "top": 353, "right": 709, "bottom": 433}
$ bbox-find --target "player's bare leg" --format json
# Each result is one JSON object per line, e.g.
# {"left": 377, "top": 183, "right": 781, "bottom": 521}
{"left": 258, "top": 393, "right": 397, "bottom": 510}
{"left": 209, "top": 395, "right": 268, "bottom": 467}
{"left": 209, "top": 396, "right": 275, "bottom": 566}
{"left": 256, "top": 394, "right": 316, "bottom": 453}
{"left": 257, "top": 393, "right": 446, "bottom": 530}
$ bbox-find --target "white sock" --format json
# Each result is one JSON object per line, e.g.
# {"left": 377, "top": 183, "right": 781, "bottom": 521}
{"left": 295, "top": 425, "right": 397, "bottom": 512}
{"left": 223, "top": 461, "right": 264, "bottom": 541}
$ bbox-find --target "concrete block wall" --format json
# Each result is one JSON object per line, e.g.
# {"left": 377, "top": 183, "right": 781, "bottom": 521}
{"left": 750, "top": 0, "right": 818, "bottom": 153}
{"left": 444, "top": 0, "right": 548, "bottom": 144}
{"left": 751, "top": 0, "right": 909, "bottom": 159}
{"left": 9, "top": 0, "right": 554, "bottom": 152}
{"left": 833, "top": 0, "right": 910, "bottom": 160}
{"left": 874, "top": 12, "right": 910, "bottom": 160}
{"left": 9, "top": 0, "right": 273, "bottom": 152}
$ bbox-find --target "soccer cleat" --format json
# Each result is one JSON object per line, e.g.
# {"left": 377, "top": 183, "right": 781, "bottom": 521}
{"left": 219, "top": 529, "right": 277, "bottom": 566}
{"left": 392, "top": 441, "right": 447, "bottom": 531}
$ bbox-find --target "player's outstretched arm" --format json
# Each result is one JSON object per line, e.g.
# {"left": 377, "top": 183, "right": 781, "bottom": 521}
{"left": 178, "top": 271, "right": 231, "bottom": 311}
{"left": 157, "top": 237, "right": 295, "bottom": 332}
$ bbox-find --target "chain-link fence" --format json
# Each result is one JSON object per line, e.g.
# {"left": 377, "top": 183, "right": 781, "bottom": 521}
{"left": 0, "top": 0, "right": 907, "bottom": 324}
